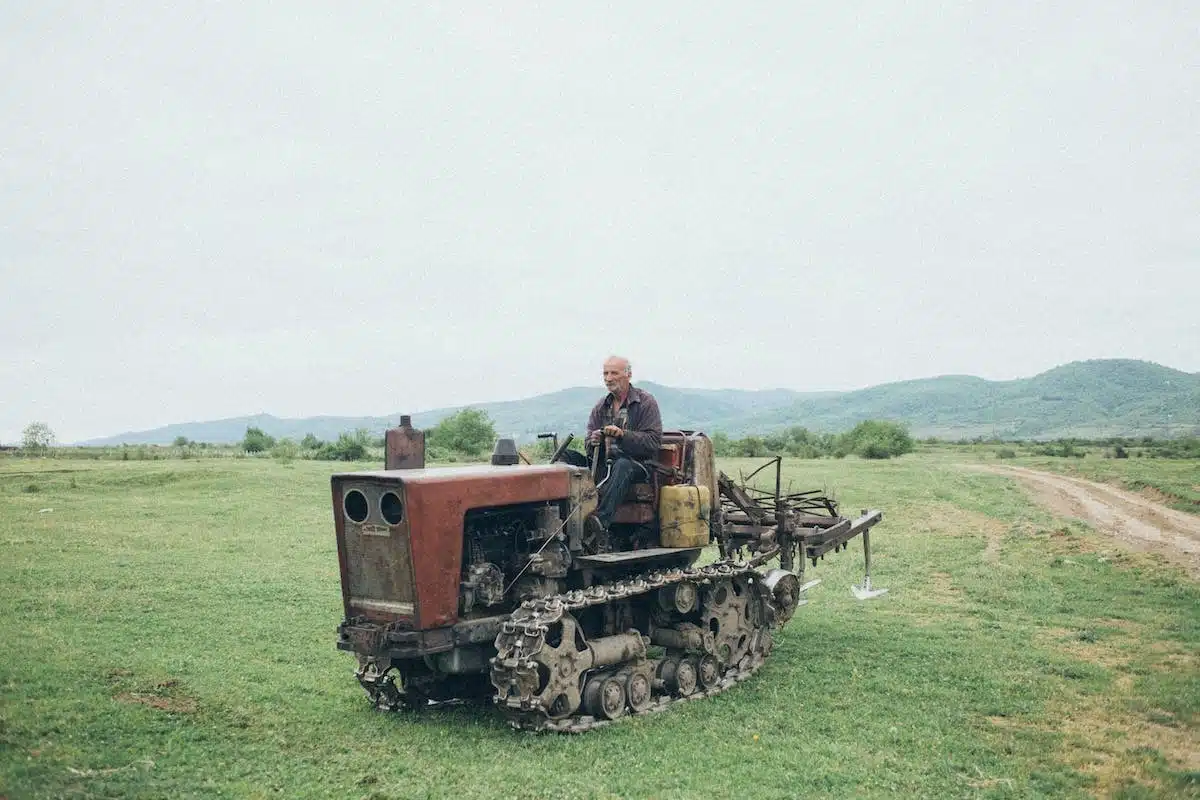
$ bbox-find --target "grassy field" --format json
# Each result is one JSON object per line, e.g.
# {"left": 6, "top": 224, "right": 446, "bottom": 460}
{"left": 1, "top": 454, "right": 1196, "bottom": 799}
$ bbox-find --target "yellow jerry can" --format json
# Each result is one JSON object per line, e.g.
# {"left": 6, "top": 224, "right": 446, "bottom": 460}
{"left": 658, "top": 484, "right": 711, "bottom": 548}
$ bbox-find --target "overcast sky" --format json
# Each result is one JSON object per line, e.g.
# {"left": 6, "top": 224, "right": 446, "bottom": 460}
{"left": 2, "top": 3, "right": 1197, "bottom": 443}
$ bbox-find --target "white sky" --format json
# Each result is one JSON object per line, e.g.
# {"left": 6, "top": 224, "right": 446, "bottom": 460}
{"left": 2, "top": 2, "right": 1197, "bottom": 443}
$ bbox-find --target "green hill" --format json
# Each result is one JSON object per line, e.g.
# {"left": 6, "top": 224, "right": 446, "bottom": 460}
{"left": 738, "top": 360, "right": 1198, "bottom": 439}
{"left": 79, "top": 359, "right": 1199, "bottom": 445}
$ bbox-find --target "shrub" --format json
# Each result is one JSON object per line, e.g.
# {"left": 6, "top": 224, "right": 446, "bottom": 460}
{"left": 839, "top": 420, "right": 914, "bottom": 459}
{"left": 1036, "top": 440, "right": 1080, "bottom": 458}
{"left": 313, "top": 429, "right": 373, "bottom": 461}
{"left": 735, "top": 436, "right": 766, "bottom": 458}
{"left": 855, "top": 438, "right": 893, "bottom": 459}
{"left": 427, "top": 409, "right": 497, "bottom": 456}
{"left": 762, "top": 433, "right": 788, "bottom": 453}
{"left": 996, "top": 448, "right": 1017, "bottom": 459}
{"left": 242, "top": 427, "right": 275, "bottom": 453}
{"left": 272, "top": 438, "right": 299, "bottom": 463}
{"left": 787, "top": 442, "right": 824, "bottom": 459}
{"left": 1160, "top": 436, "right": 1200, "bottom": 459}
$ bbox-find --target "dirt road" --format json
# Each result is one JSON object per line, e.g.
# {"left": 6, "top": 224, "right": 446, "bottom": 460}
{"left": 970, "top": 464, "right": 1200, "bottom": 578}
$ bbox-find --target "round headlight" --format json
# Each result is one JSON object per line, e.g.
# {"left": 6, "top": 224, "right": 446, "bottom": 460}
{"left": 380, "top": 491, "right": 404, "bottom": 525}
{"left": 344, "top": 489, "right": 369, "bottom": 523}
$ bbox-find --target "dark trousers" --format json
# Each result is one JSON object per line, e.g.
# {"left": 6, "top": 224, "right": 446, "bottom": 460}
{"left": 595, "top": 457, "right": 649, "bottom": 528}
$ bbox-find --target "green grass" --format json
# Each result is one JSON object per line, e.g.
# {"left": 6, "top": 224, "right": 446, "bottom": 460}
{"left": 1, "top": 455, "right": 1197, "bottom": 799}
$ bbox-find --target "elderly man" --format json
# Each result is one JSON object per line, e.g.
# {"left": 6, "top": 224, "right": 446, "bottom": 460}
{"left": 584, "top": 356, "right": 662, "bottom": 542}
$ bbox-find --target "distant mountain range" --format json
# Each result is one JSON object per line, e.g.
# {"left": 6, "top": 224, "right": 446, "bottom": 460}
{"left": 80, "top": 359, "right": 1199, "bottom": 445}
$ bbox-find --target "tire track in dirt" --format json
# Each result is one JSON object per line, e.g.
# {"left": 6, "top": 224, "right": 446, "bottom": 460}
{"left": 965, "top": 464, "right": 1200, "bottom": 578}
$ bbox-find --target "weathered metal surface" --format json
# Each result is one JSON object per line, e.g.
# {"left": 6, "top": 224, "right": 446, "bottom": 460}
{"left": 331, "top": 480, "right": 417, "bottom": 624}
{"left": 714, "top": 456, "right": 880, "bottom": 575}
{"left": 574, "top": 546, "right": 701, "bottom": 566}
{"left": 403, "top": 465, "right": 571, "bottom": 628}
{"left": 490, "top": 562, "right": 777, "bottom": 731}
{"left": 384, "top": 415, "right": 425, "bottom": 470}
{"left": 333, "top": 465, "right": 573, "bottom": 629}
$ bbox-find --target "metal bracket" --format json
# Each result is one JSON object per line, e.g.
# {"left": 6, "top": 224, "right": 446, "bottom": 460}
{"left": 795, "top": 578, "right": 821, "bottom": 607}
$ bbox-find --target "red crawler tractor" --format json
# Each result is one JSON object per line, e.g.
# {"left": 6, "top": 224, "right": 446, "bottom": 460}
{"left": 332, "top": 416, "right": 885, "bottom": 731}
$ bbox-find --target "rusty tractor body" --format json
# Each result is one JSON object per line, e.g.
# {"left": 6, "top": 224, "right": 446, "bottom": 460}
{"left": 333, "top": 417, "right": 882, "bottom": 731}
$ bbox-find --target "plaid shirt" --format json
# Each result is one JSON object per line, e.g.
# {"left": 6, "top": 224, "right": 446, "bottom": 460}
{"left": 586, "top": 385, "right": 662, "bottom": 461}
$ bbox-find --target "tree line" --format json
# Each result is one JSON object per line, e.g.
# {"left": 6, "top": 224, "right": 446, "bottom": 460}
{"left": 711, "top": 419, "right": 915, "bottom": 459}
{"left": 15, "top": 414, "right": 1197, "bottom": 462}
{"left": 236, "top": 408, "right": 502, "bottom": 461}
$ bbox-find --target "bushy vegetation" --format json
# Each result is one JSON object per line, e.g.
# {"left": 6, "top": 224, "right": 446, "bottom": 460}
{"left": 711, "top": 420, "right": 914, "bottom": 460}
{"left": 1023, "top": 435, "right": 1200, "bottom": 460}
{"left": 20, "top": 422, "right": 55, "bottom": 452}
{"left": 310, "top": 429, "right": 372, "bottom": 461}
{"left": 839, "top": 419, "right": 915, "bottom": 459}
{"left": 241, "top": 426, "right": 275, "bottom": 453}
{"left": 426, "top": 408, "right": 497, "bottom": 458}
{"left": 270, "top": 437, "right": 299, "bottom": 463}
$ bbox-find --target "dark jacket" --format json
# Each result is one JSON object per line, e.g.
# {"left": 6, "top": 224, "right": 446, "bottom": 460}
{"left": 586, "top": 385, "right": 662, "bottom": 461}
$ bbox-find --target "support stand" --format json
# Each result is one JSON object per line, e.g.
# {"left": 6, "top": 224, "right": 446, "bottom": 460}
{"left": 851, "top": 528, "right": 888, "bottom": 600}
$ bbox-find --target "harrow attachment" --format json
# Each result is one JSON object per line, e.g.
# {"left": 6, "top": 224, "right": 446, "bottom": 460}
{"left": 717, "top": 456, "right": 886, "bottom": 599}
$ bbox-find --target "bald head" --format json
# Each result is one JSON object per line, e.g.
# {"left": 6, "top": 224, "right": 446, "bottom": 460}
{"left": 603, "top": 355, "right": 632, "bottom": 395}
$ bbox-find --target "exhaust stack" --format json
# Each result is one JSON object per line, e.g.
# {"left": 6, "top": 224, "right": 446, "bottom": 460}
{"left": 385, "top": 415, "right": 425, "bottom": 470}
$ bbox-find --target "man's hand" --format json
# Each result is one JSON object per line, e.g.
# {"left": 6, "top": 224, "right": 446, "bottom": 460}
{"left": 603, "top": 425, "right": 624, "bottom": 439}
{"left": 587, "top": 429, "right": 603, "bottom": 445}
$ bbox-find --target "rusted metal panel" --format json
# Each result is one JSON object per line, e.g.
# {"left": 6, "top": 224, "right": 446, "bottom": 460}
{"left": 332, "top": 478, "right": 417, "bottom": 625}
{"left": 385, "top": 415, "right": 425, "bottom": 470}
{"left": 404, "top": 466, "right": 571, "bottom": 628}
{"left": 332, "top": 481, "right": 354, "bottom": 619}
{"left": 333, "top": 465, "right": 575, "bottom": 631}
{"left": 575, "top": 546, "right": 700, "bottom": 566}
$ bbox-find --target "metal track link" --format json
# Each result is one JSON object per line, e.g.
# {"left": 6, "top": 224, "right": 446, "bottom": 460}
{"left": 490, "top": 560, "right": 776, "bottom": 733}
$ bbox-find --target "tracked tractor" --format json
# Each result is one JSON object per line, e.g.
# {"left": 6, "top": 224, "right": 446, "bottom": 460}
{"left": 332, "top": 415, "right": 884, "bottom": 731}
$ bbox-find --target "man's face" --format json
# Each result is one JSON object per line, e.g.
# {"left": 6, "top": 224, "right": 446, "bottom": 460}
{"left": 603, "top": 359, "right": 630, "bottom": 395}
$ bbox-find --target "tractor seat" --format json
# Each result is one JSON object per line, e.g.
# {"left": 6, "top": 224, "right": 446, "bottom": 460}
{"left": 610, "top": 443, "right": 682, "bottom": 525}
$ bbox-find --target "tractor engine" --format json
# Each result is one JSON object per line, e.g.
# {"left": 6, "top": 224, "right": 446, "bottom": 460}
{"left": 459, "top": 503, "right": 572, "bottom": 614}
{"left": 332, "top": 424, "right": 599, "bottom": 705}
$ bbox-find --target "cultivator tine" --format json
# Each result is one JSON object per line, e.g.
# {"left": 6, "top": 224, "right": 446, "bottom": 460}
{"left": 851, "top": 527, "right": 888, "bottom": 600}
{"left": 795, "top": 578, "right": 821, "bottom": 607}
